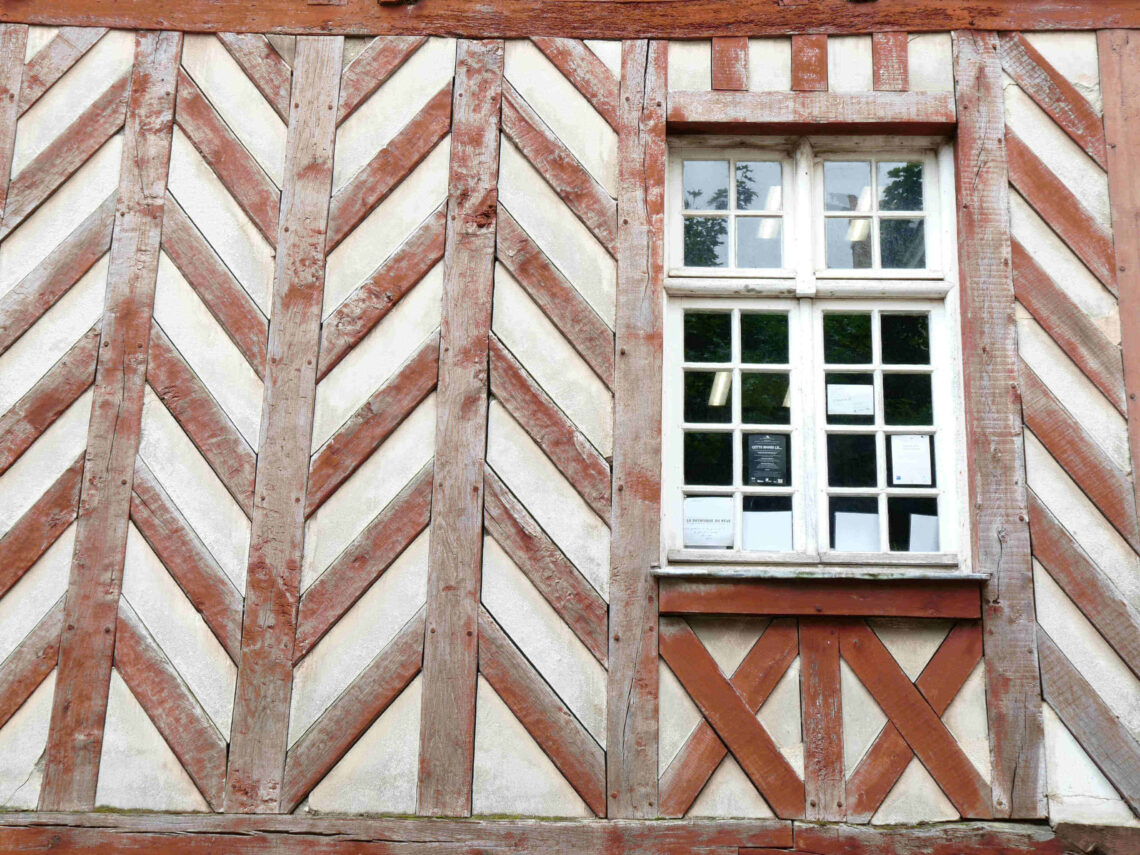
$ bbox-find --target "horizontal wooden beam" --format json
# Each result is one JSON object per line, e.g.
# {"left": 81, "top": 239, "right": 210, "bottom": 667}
{"left": 667, "top": 90, "right": 956, "bottom": 134}
{"left": 659, "top": 577, "right": 982, "bottom": 618}
{"left": 2, "top": 1, "right": 1138, "bottom": 38}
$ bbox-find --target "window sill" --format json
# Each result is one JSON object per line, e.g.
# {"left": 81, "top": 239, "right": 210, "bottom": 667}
{"left": 660, "top": 548, "right": 987, "bottom": 583}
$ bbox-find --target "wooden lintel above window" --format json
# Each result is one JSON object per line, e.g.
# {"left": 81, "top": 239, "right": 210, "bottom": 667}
{"left": 3, "top": 0, "right": 1139, "bottom": 38}
{"left": 667, "top": 91, "right": 957, "bottom": 135}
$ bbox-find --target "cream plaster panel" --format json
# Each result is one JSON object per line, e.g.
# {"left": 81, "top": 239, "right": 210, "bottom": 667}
{"left": 841, "top": 658, "right": 887, "bottom": 777}
{"left": 687, "top": 616, "right": 768, "bottom": 675}
{"left": 748, "top": 39, "right": 791, "bottom": 92}
{"left": 908, "top": 33, "right": 954, "bottom": 92}
{"left": 1043, "top": 702, "right": 1139, "bottom": 826}
{"left": 0, "top": 671, "right": 54, "bottom": 809}
{"left": 584, "top": 40, "right": 622, "bottom": 77}
{"left": 942, "top": 661, "right": 992, "bottom": 784}
{"left": 687, "top": 755, "right": 774, "bottom": 818}
{"left": 757, "top": 655, "right": 803, "bottom": 778}
{"left": 828, "top": 36, "right": 873, "bottom": 92}
{"left": 872, "top": 757, "right": 958, "bottom": 824}
{"left": 24, "top": 27, "right": 59, "bottom": 62}
{"left": 869, "top": 618, "right": 951, "bottom": 681}
{"left": 669, "top": 41, "right": 712, "bottom": 91}
{"left": 1025, "top": 32, "right": 1102, "bottom": 112}
{"left": 0, "top": 529, "right": 69, "bottom": 666}
{"left": 659, "top": 658, "right": 702, "bottom": 775}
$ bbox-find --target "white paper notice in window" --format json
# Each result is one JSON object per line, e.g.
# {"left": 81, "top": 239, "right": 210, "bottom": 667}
{"left": 683, "top": 496, "right": 734, "bottom": 548}
{"left": 890, "top": 434, "right": 932, "bottom": 485}
{"left": 827, "top": 384, "right": 874, "bottom": 416}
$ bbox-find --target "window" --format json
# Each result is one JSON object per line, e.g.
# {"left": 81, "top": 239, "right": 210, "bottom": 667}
{"left": 664, "top": 138, "right": 968, "bottom": 569}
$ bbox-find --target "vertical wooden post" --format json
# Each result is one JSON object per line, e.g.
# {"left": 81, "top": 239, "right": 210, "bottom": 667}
{"left": 791, "top": 35, "right": 828, "bottom": 91}
{"left": 417, "top": 38, "right": 503, "bottom": 818}
{"left": 711, "top": 37, "right": 749, "bottom": 91}
{"left": 800, "top": 619, "right": 844, "bottom": 821}
{"left": 38, "top": 30, "right": 181, "bottom": 811}
{"left": 0, "top": 24, "right": 27, "bottom": 220}
{"left": 608, "top": 38, "right": 666, "bottom": 819}
{"left": 1099, "top": 30, "right": 1140, "bottom": 539}
{"left": 952, "top": 30, "right": 1045, "bottom": 820}
{"left": 872, "top": 32, "right": 908, "bottom": 91}
{"left": 224, "top": 35, "right": 342, "bottom": 813}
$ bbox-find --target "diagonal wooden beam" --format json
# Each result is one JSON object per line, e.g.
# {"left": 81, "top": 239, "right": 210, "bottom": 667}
{"left": 326, "top": 81, "right": 451, "bottom": 252}
{"left": 0, "top": 325, "right": 98, "bottom": 475}
{"left": 160, "top": 192, "right": 268, "bottom": 380}
{"left": 712, "top": 37, "right": 749, "bottom": 91}
{"left": 114, "top": 601, "right": 227, "bottom": 811}
{"left": 0, "top": 24, "right": 26, "bottom": 223}
{"left": 872, "top": 32, "right": 908, "bottom": 91}
{"left": 483, "top": 465, "right": 608, "bottom": 668}
{"left": 318, "top": 202, "right": 445, "bottom": 380}
{"left": 659, "top": 618, "right": 797, "bottom": 818}
{"left": 147, "top": 322, "right": 257, "bottom": 518}
{"left": 530, "top": 38, "right": 619, "bottom": 132}
{"left": 659, "top": 616, "right": 806, "bottom": 819}
{"left": 489, "top": 334, "right": 610, "bottom": 523}
{"left": 175, "top": 68, "right": 280, "bottom": 245}
{"left": 130, "top": 458, "right": 244, "bottom": 663}
{"left": 845, "top": 621, "right": 984, "bottom": 823}
{"left": 338, "top": 35, "right": 427, "bottom": 126}
{"left": 39, "top": 32, "right": 182, "bottom": 811}
{"left": 295, "top": 461, "right": 432, "bottom": 663}
{"left": 306, "top": 333, "right": 438, "bottom": 518}
{"left": 17, "top": 27, "right": 106, "bottom": 116}
{"left": 0, "top": 597, "right": 63, "bottom": 732}
{"left": 216, "top": 32, "right": 292, "bottom": 122}
{"left": 478, "top": 607, "right": 606, "bottom": 817}
{"left": 840, "top": 619, "right": 992, "bottom": 819}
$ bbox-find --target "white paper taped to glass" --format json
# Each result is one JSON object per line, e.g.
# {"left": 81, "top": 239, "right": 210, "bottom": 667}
{"left": 683, "top": 496, "right": 734, "bottom": 548}
{"left": 827, "top": 384, "right": 874, "bottom": 416}
{"left": 890, "top": 434, "right": 932, "bottom": 485}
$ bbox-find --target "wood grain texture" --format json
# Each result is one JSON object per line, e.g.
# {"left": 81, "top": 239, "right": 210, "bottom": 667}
{"left": 659, "top": 618, "right": 797, "bottom": 818}
{"left": 791, "top": 35, "right": 827, "bottom": 91}
{"left": 0, "top": 597, "right": 62, "bottom": 730}
{"left": 17, "top": 26, "right": 104, "bottom": 116}
{"left": 0, "top": 24, "right": 25, "bottom": 222}
{"left": 417, "top": 38, "right": 502, "bottom": 818}
{"left": 872, "top": 32, "right": 908, "bottom": 91}
{"left": 489, "top": 334, "right": 610, "bottom": 523}
{"left": 800, "top": 620, "right": 844, "bottom": 821}
{"left": 217, "top": 32, "right": 292, "bottom": 121}
{"left": 796, "top": 822, "right": 1072, "bottom": 855}
{"left": 479, "top": 607, "right": 606, "bottom": 817}
{"left": 1038, "top": 626, "right": 1140, "bottom": 816}
{"left": 114, "top": 601, "right": 227, "bottom": 810}
{"left": 0, "top": 455, "right": 82, "bottom": 601}
{"left": 607, "top": 37, "right": 666, "bottom": 820}
{"left": 483, "top": 465, "right": 608, "bottom": 667}
{"left": 38, "top": 31, "right": 181, "bottom": 812}
{"left": 338, "top": 35, "right": 426, "bottom": 125}
{"left": 1056, "top": 823, "right": 1140, "bottom": 855}
{"left": 224, "top": 35, "right": 341, "bottom": 814}
{"left": 845, "top": 621, "right": 984, "bottom": 822}
{"left": 711, "top": 37, "right": 748, "bottom": 91}
{"left": 0, "top": 325, "right": 97, "bottom": 475}
{"left": 659, "top": 616, "right": 806, "bottom": 819}
{"left": 530, "top": 37, "right": 619, "bottom": 132}
{"left": 1100, "top": 29, "right": 1140, "bottom": 568}
{"left": 130, "top": 458, "right": 244, "bottom": 662}
{"left": 282, "top": 607, "right": 425, "bottom": 812}
{"left": 998, "top": 31, "right": 1105, "bottom": 169}
{"left": 953, "top": 29, "right": 1044, "bottom": 820}
{"left": 840, "top": 620, "right": 992, "bottom": 819}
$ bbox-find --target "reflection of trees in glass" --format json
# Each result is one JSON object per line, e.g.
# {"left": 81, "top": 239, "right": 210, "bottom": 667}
{"left": 823, "top": 314, "right": 872, "bottom": 363}
{"left": 735, "top": 163, "right": 758, "bottom": 209}
{"left": 684, "top": 312, "right": 731, "bottom": 362}
{"left": 686, "top": 186, "right": 728, "bottom": 210}
{"left": 880, "top": 162, "right": 923, "bottom": 211}
{"left": 684, "top": 216, "right": 728, "bottom": 267}
{"left": 883, "top": 374, "right": 933, "bottom": 425}
{"left": 880, "top": 315, "right": 929, "bottom": 364}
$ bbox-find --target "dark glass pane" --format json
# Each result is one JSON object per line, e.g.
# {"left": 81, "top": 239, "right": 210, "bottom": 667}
{"left": 829, "top": 496, "right": 880, "bottom": 551}
{"left": 684, "top": 216, "right": 728, "bottom": 267}
{"left": 888, "top": 497, "right": 940, "bottom": 552}
{"left": 684, "top": 432, "right": 733, "bottom": 486}
{"left": 825, "top": 218, "right": 873, "bottom": 268}
{"left": 683, "top": 160, "right": 729, "bottom": 210}
{"left": 684, "top": 312, "right": 731, "bottom": 363}
{"left": 887, "top": 433, "right": 936, "bottom": 487}
{"left": 736, "top": 161, "right": 782, "bottom": 211}
{"left": 880, "top": 314, "right": 930, "bottom": 364}
{"left": 823, "top": 314, "right": 872, "bottom": 364}
{"left": 684, "top": 371, "right": 732, "bottom": 423}
{"left": 827, "top": 434, "right": 878, "bottom": 487}
{"left": 825, "top": 372, "right": 875, "bottom": 425}
{"left": 878, "top": 161, "right": 924, "bottom": 211}
{"left": 880, "top": 218, "right": 926, "bottom": 268}
{"left": 736, "top": 217, "right": 782, "bottom": 267}
{"left": 742, "top": 495, "right": 793, "bottom": 552}
{"left": 824, "top": 161, "right": 872, "bottom": 211}
{"left": 883, "top": 373, "right": 933, "bottom": 425}
{"left": 742, "top": 433, "right": 791, "bottom": 486}
{"left": 741, "top": 373, "right": 790, "bottom": 424}
{"left": 741, "top": 313, "right": 788, "bottom": 363}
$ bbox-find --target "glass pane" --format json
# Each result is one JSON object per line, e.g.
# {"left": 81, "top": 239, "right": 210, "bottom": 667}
{"left": 683, "top": 495, "right": 734, "bottom": 548}
{"left": 741, "top": 313, "right": 788, "bottom": 364}
{"left": 684, "top": 432, "right": 733, "bottom": 486}
{"left": 684, "top": 312, "right": 731, "bottom": 363}
{"left": 736, "top": 217, "right": 783, "bottom": 268}
{"left": 830, "top": 496, "right": 881, "bottom": 552}
{"left": 823, "top": 314, "right": 872, "bottom": 364}
{"left": 880, "top": 314, "right": 930, "bottom": 364}
{"left": 880, "top": 218, "right": 926, "bottom": 268}
{"left": 878, "top": 161, "right": 924, "bottom": 211}
{"left": 742, "top": 495, "right": 793, "bottom": 551}
{"left": 684, "top": 371, "right": 733, "bottom": 423}
{"left": 683, "top": 160, "right": 729, "bottom": 210}
{"left": 824, "top": 161, "right": 872, "bottom": 212}
{"left": 888, "top": 433, "right": 936, "bottom": 487}
{"left": 827, "top": 434, "right": 878, "bottom": 487}
{"left": 825, "top": 217, "right": 873, "bottom": 268}
{"left": 736, "top": 161, "right": 782, "bottom": 211}
{"left": 888, "top": 497, "right": 939, "bottom": 552}
{"left": 883, "top": 373, "right": 933, "bottom": 425}
{"left": 743, "top": 433, "right": 791, "bottom": 486}
{"left": 826, "top": 372, "right": 875, "bottom": 425}
{"left": 684, "top": 216, "right": 728, "bottom": 267}
{"left": 741, "top": 373, "right": 790, "bottom": 424}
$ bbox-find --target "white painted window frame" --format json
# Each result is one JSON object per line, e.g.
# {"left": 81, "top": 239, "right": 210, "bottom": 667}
{"left": 662, "top": 136, "right": 972, "bottom": 575}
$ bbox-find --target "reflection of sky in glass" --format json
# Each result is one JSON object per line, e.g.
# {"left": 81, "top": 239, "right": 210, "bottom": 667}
{"left": 737, "top": 218, "right": 782, "bottom": 268}
{"left": 881, "top": 219, "right": 925, "bottom": 268}
{"left": 824, "top": 161, "right": 871, "bottom": 211}
{"left": 736, "top": 161, "right": 782, "bottom": 211}
{"left": 825, "top": 218, "right": 872, "bottom": 268}
{"left": 683, "top": 160, "right": 729, "bottom": 210}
